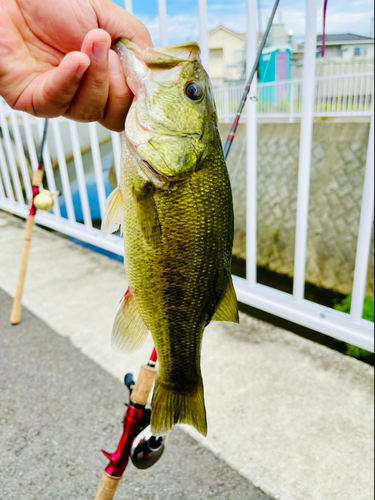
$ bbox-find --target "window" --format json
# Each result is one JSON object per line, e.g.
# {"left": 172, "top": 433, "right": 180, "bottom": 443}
{"left": 210, "top": 49, "right": 224, "bottom": 61}
{"left": 354, "top": 47, "right": 367, "bottom": 57}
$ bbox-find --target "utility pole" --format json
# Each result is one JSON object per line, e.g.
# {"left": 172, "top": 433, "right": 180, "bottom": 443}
{"left": 371, "top": 17, "right": 374, "bottom": 38}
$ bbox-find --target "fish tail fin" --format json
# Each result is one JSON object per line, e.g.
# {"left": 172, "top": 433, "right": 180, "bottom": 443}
{"left": 151, "top": 376, "right": 207, "bottom": 437}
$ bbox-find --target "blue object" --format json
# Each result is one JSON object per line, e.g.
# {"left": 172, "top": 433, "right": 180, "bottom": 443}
{"left": 259, "top": 47, "right": 292, "bottom": 105}
{"left": 59, "top": 155, "right": 114, "bottom": 222}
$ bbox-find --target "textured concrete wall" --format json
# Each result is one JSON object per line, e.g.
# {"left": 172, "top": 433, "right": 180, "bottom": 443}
{"left": 220, "top": 121, "right": 374, "bottom": 296}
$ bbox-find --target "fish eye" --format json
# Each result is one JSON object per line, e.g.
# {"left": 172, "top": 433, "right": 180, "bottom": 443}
{"left": 185, "top": 82, "right": 203, "bottom": 101}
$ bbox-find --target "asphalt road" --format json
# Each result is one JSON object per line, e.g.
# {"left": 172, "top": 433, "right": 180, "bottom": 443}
{"left": 0, "top": 288, "right": 271, "bottom": 500}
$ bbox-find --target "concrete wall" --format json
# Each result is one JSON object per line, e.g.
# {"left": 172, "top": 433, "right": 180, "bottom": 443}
{"left": 220, "top": 120, "right": 374, "bottom": 296}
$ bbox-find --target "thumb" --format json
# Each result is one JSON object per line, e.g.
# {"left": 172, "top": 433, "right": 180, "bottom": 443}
{"left": 15, "top": 52, "right": 91, "bottom": 117}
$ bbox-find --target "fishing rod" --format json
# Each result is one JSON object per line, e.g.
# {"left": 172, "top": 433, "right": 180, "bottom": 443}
{"left": 95, "top": 348, "right": 167, "bottom": 500}
{"left": 10, "top": 119, "right": 58, "bottom": 325}
{"left": 223, "top": 0, "right": 281, "bottom": 160}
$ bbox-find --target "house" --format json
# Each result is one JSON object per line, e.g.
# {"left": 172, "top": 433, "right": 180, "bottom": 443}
{"left": 293, "top": 33, "right": 374, "bottom": 63}
{"left": 208, "top": 25, "right": 246, "bottom": 86}
{"left": 208, "top": 23, "right": 291, "bottom": 86}
{"left": 291, "top": 33, "right": 374, "bottom": 77}
{"left": 316, "top": 33, "right": 374, "bottom": 60}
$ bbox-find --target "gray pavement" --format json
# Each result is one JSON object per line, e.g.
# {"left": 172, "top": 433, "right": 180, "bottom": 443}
{"left": 0, "top": 211, "right": 374, "bottom": 500}
{"left": 0, "top": 288, "right": 271, "bottom": 500}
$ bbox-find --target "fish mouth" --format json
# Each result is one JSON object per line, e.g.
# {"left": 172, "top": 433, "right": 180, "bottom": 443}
{"left": 138, "top": 157, "right": 171, "bottom": 187}
{"left": 140, "top": 159, "right": 186, "bottom": 186}
{"left": 115, "top": 39, "right": 201, "bottom": 93}
{"left": 143, "top": 161, "right": 161, "bottom": 177}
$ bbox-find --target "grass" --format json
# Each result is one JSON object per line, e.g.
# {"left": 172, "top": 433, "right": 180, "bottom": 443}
{"left": 334, "top": 295, "right": 374, "bottom": 363}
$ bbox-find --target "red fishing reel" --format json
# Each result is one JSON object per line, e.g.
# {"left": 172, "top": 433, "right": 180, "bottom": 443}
{"left": 124, "top": 373, "right": 168, "bottom": 470}
{"left": 101, "top": 350, "right": 167, "bottom": 478}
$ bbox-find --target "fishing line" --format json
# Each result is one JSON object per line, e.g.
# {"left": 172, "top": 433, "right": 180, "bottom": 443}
{"left": 38, "top": 119, "right": 49, "bottom": 167}
{"left": 223, "top": 0, "right": 281, "bottom": 160}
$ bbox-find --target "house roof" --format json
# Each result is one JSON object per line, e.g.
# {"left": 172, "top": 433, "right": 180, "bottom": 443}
{"left": 316, "top": 33, "right": 374, "bottom": 45}
{"left": 209, "top": 25, "right": 247, "bottom": 42}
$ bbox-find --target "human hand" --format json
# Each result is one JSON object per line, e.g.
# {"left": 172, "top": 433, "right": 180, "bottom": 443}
{"left": 0, "top": 0, "right": 152, "bottom": 131}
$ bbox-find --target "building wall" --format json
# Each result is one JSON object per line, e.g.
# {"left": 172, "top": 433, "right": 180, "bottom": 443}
{"left": 342, "top": 43, "right": 375, "bottom": 60}
{"left": 209, "top": 29, "right": 246, "bottom": 84}
{"left": 324, "top": 46, "right": 342, "bottom": 58}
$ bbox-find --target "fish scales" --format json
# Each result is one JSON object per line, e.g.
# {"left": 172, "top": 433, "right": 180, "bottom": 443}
{"left": 122, "top": 148, "right": 233, "bottom": 383}
{"left": 102, "top": 39, "right": 239, "bottom": 436}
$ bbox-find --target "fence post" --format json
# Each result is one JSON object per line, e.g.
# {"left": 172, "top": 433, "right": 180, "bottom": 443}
{"left": 158, "top": 0, "right": 168, "bottom": 47}
{"left": 224, "top": 89, "right": 229, "bottom": 123}
{"left": 124, "top": 0, "right": 132, "bottom": 14}
{"left": 198, "top": 0, "right": 209, "bottom": 72}
{"left": 246, "top": 0, "right": 258, "bottom": 287}
{"left": 351, "top": 106, "right": 374, "bottom": 322}
{"left": 293, "top": 0, "right": 318, "bottom": 302}
{"left": 290, "top": 80, "right": 295, "bottom": 122}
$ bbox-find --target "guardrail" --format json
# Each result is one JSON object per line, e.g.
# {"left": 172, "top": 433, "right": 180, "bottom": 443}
{"left": 214, "top": 72, "right": 374, "bottom": 121}
{"left": 0, "top": 0, "right": 374, "bottom": 353}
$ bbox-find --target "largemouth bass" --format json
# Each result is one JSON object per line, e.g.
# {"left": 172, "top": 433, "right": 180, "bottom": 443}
{"left": 102, "top": 39, "right": 239, "bottom": 437}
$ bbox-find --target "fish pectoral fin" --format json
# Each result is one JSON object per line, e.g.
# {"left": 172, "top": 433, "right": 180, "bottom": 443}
{"left": 108, "top": 164, "right": 118, "bottom": 190}
{"left": 212, "top": 277, "right": 239, "bottom": 324}
{"left": 101, "top": 187, "right": 124, "bottom": 238}
{"left": 133, "top": 186, "right": 161, "bottom": 248}
{"left": 112, "top": 291, "right": 149, "bottom": 353}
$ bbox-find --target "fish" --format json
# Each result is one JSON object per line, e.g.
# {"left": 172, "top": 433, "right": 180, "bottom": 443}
{"left": 102, "top": 38, "right": 239, "bottom": 437}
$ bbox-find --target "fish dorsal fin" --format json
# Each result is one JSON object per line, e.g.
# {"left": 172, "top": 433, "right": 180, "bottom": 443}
{"left": 145, "top": 50, "right": 185, "bottom": 70}
{"left": 101, "top": 187, "right": 124, "bottom": 237}
{"left": 212, "top": 278, "right": 239, "bottom": 324}
{"left": 112, "top": 290, "right": 149, "bottom": 353}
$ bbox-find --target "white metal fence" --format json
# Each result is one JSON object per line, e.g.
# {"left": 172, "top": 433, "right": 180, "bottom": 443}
{"left": 214, "top": 72, "right": 374, "bottom": 121}
{"left": 0, "top": 0, "right": 374, "bottom": 352}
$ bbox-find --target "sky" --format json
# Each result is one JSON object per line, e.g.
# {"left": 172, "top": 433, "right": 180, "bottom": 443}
{"left": 113, "top": 0, "right": 374, "bottom": 46}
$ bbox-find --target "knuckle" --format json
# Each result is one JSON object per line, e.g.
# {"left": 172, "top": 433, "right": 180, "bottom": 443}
{"left": 138, "top": 24, "right": 151, "bottom": 41}
{"left": 77, "top": 108, "right": 105, "bottom": 123}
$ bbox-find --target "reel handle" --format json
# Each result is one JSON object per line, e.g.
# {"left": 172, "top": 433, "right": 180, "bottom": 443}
{"left": 124, "top": 373, "right": 135, "bottom": 394}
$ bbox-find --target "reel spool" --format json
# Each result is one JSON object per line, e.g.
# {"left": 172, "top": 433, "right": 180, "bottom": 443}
{"left": 130, "top": 425, "right": 167, "bottom": 470}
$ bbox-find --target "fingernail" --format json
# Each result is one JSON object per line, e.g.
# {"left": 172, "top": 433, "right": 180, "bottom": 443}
{"left": 76, "top": 63, "right": 90, "bottom": 79}
{"left": 93, "top": 42, "right": 109, "bottom": 62}
{"left": 109, "top": 54, "right": 121, "bottom": 75}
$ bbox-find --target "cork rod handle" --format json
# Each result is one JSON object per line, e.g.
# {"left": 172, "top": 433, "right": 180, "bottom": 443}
{"left": 130, "top": 364, "right": 157, "bottom": 406}
{"left": 10, "top": 215, "right": 35, "bottom": 325}
{"left": 95, "top": 473, "right": 121, "bottom": 500}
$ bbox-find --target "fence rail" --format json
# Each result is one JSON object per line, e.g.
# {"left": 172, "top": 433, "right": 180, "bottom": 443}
{"left": 214, "top": 72, "right": 374, "bottom": 121}
{"left": 0, "top": 0, "right": 374, "bottom": 353}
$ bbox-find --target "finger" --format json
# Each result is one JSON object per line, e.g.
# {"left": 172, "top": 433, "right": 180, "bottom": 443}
{"left": 13, "top": 52, "right": 90, "bottom": 117}
{"left": 64, "top": 29, "right": 111, "bottom": 123}
{"left": 95, "top": 0, "right": 153, "bottom": 49}
{"left": 99, "top": 50, "right": 132, "bottom": 132}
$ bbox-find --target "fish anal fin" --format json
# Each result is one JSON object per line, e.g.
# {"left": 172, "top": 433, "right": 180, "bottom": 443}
{"left": 112, "top": 290, "right": 149, "bottom": 353}
{"left": 101, "top": 187, "right": 124, "bottom": 238}
{"left": 212, "top": 278, "right": 239, "bottom": 324}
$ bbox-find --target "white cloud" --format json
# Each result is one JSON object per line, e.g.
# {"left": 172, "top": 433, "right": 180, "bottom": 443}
{"left": 138, "top": 2, "right": 374, "bottom": 47}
